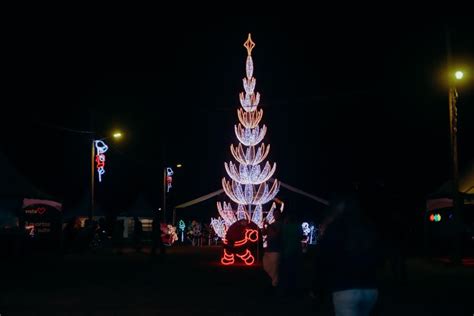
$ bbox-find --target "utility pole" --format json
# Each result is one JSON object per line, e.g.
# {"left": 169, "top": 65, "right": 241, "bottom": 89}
{"left": 163, "top": 167, "right": 167, "bottom": 224}
{"left": 90, "top": 139, "right": 95, "bottom": 220}
{"left": 446, "top": 26, "right": 463, "bottom": 264}
{"left": 449, "top": 84, "right": 462, "bottom": 264}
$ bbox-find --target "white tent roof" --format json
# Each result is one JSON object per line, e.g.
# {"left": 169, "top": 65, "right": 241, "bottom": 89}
{"left": 174, "top": 180, "right": 328, "bottom": 210}
{"left": 426, "top": 161, "right": 474, "bottom": 212}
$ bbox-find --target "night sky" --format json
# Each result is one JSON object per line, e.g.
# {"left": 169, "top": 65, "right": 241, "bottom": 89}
{"left": 2, "top": 15, "right": 473, "bottom": 220}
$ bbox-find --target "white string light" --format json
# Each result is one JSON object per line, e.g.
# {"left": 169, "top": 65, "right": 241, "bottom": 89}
{"left": 210, "top": 217, "right": 226, "bottom": 239}
{"left": 224, "top": 161, "right": 277, "bottom": 185}
{"left": 230, "top": 143, "right": 271, "bottom": 166}
{"left": 237, "top": 108, "right": 263, "bottom": 129}
{"left": 234, "top": 124, "right": 266, "bottom": 146}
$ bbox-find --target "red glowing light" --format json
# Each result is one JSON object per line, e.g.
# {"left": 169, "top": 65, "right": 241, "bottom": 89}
{"left": 220, "top": 229, "right": 258, "bottom": 266}
{"left": 246, "top": 229, "right": 258, "bottom": 242}
{"left": 221, "top": 249, "right": 235, "bottom": 265}
{"left": 96, "top": 154, "right": 105, "bottom": 169}
{"left": 236, "top": 249, "right": 255, "bottom": 265}
{"left": 429, "top": 214, "right": 435, "bottom": 222}
{"left": 224, "top": 229, "right": 259, "bottom": 247}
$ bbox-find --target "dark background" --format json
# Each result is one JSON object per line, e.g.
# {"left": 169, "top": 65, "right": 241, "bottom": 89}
{"left": 2, "top": 15, "right": 473, "bottom": 221}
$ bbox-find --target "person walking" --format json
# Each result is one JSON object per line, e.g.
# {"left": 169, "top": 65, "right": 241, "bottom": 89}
{"left": 133, "top": 216, "right": 143, "bottom": 252}
{"left": 315, "top": 184, "right": 381, "bottom": 316}
{"left": 279, "top": 211, "right": 304, "bottom": 297}
{"left": 151, "top": 216, "right": 165, "bottom": 257}
{"left": 262, "top": 210, "right": 283, "bottom": 290}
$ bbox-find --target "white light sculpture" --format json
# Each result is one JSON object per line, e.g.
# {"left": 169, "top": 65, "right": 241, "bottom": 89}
{"left": 211, "top": 34, "right": 280, "bottom": 240}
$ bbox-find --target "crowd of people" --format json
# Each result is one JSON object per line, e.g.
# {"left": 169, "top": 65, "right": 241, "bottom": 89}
{"left": 61, "top": 216, "right": 218, "bottom": 255}
{"left": 2, "top": 180, "right": 407, "bottom": 315}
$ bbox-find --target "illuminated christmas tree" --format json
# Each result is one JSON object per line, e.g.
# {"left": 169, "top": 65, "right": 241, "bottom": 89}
{"left": 211, "top": 34, "right": 280, "bottom": 265}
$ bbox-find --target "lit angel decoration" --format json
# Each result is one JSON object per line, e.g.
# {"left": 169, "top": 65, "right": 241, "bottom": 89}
{"left": 211, "top": 34, "right": 280, "bottom": 266}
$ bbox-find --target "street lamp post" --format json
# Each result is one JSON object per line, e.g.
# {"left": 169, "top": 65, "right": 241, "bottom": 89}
{"left": 90, "top": 131, "right": 123, "bottom": 220}
{"left": 163, "top": 167, "right": 167, "bottom": 224}
{"left": 90, "top": 139, "right": 96, "bottom": 220}
{"left": 449, "top": 70, "right": 463, "bottom": 263}
{"left": 162, "top": 164, "right": 182, "bottom": 224}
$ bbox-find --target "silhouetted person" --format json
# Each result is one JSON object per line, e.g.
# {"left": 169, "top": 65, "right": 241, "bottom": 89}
{"left": 79, "top": 219, "right": 96, "bottom": 252}
{"left": 112, "top": 219, "right": 124, "bottom": 254}
{"left": 133, "top": 216, "right": 143, "bottom": 252}
{"left": 262, "top": 209, "right": 283, "bottom": 289}
{"left": 151, "top": 216, "right": 165, "bottom": 256}
{"left": 279, "top": 211, "right": 304, "bottom": 297}
{"left": 315, "top": 184, "right": 381, "bottom": 316}
{"left": 385, "top": 210, "right": 407, "bottom": 281}
{"left": 63, "top": 217, "right": 81, "bottom": 253}
{"left": 98, "top": 218, "right": 107, "bottom": 234}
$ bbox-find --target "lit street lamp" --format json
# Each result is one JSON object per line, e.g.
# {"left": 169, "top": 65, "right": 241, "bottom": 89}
{"left": 90, "top": 131, "right": 123, "bottom": 220}
{"left": 454, "top": 71, "right": 464, "bottom": 80}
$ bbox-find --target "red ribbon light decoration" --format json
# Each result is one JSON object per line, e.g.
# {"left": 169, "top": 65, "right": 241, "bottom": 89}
{"left": 221, "top": 249, "right": 235, "bottom": 265}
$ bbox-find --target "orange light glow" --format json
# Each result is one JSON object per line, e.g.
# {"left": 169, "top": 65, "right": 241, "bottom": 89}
{"left": 221, "top": 249, "right": 235, "bottom": 265}
{"left": 236, "top": 249, "right": 255, "bottom": 265}
{"left": 220, "top": 229, "right": 259, "bottom": 266}
{"left": 237, "top": 108, "right": 263, "bottom": 128}
{"left": 233, "top": 229, "right": 259, "bottom": 247}
{"left": 246, "top": 229, "right": 258, "bottom": 242}
{"left": 243, "top": 33, "right": 255, "bottom": 56}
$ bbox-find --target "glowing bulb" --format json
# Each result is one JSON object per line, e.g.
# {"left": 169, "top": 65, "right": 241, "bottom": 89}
{"left": 454, "top": 71, "right": 464, "bottom": 80}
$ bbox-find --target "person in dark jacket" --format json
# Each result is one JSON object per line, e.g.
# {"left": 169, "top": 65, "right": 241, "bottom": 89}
{"left": 262, "top": 210, "right": 283, "bottom": 288}
{"left": 279, "top": 211, "right": 304, "bottom": 297}
{"left": 133, "top": 217, "right": 143, "bottom": 252}
{"left": 315, "top": 185, "right": 381, "bottom": 316}
{"left": 150, "top": 216, "right": 165, "bottom": 256}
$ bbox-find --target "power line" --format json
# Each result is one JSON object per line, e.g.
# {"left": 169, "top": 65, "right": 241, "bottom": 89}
{"left": 32, "top": 122, "right": 94, "bottom": 134}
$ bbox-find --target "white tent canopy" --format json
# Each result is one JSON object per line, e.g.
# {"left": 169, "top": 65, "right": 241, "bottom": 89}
{"left": 279, "top": 182, "right": 329, "bottom": 206}
{"left": 1, "top": 151, "right": 53, "bottom": 226}
{"left": 174, "top": 180, "right": 328, "bottom": 210}
{"left": 426, "top": 161, "right": 474, "bottom": 212}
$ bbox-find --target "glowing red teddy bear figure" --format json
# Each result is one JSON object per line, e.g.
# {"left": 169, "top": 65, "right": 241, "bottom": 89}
{"left": 221, "top": 223, "right": 259, "bottom": 266}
